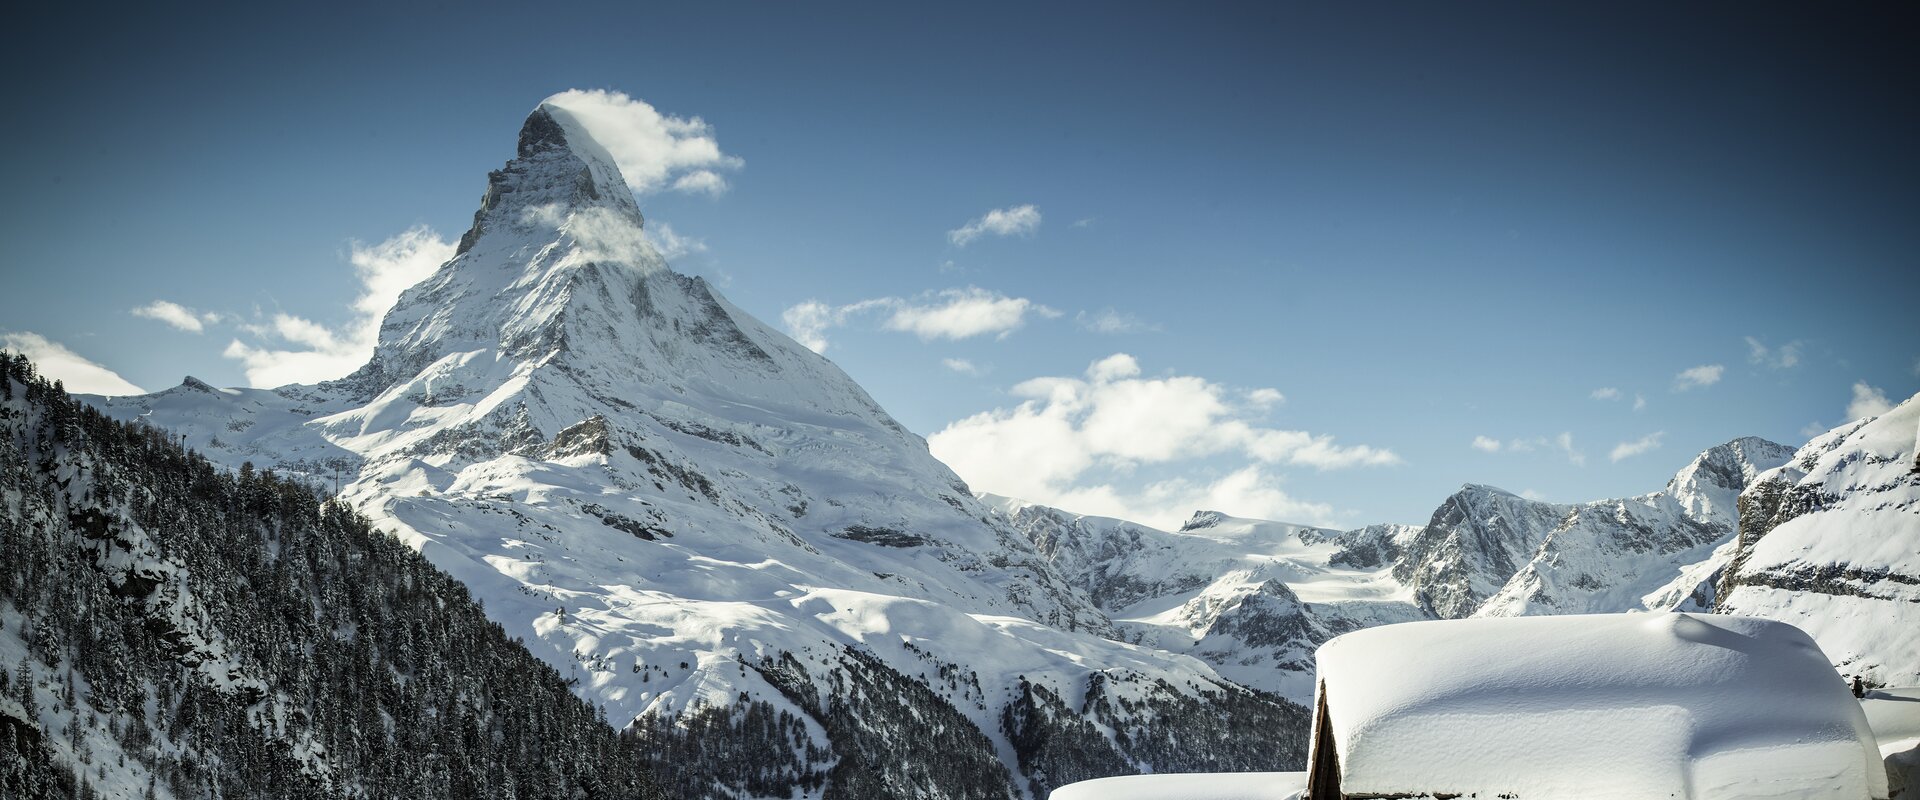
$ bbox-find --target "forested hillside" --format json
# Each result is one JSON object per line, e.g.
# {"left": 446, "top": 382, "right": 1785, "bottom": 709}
{"left": 0, "top": 352, "right": 663, "bottom": 799}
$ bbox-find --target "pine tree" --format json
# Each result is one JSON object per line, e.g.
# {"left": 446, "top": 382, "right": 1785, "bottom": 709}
{"left": 14, "top": 659, "right": 34, "bottom": 720}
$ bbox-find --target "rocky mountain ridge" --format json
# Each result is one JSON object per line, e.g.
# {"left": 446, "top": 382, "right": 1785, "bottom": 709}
{"left": 993, "top": 435, "right": 1826, "bottom": 704}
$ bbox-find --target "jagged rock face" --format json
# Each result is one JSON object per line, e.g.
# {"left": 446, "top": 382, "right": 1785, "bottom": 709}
{"left": 80, "top": 102, "right": 1303, "bottom": 798}
{"left": 1473, "top": 437, "right": 1796, "bottom": 618}
{"left": 1718, "top": 396, "right": 1920, "bottom": 687}
{"left": 1393, "top": 486, "right": 1570, "bottom": 619}
{"left": 1008, "top": 499, "right": 1216, "bottom": 611}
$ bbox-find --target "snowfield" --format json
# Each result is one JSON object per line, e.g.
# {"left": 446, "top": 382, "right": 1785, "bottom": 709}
{"left": 1865, "top": 688, "right": 1920, "bottom": 797}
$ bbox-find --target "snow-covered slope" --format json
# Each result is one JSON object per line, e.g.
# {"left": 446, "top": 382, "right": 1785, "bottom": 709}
{"left": 1718, "top": 394, "right": 1920, "bottom": 688}
{"left": 990, "top": 496, "right": 1426, "bottom": 702}
{"left": 81, "top": 101, "right": 1303, "bottom": 798}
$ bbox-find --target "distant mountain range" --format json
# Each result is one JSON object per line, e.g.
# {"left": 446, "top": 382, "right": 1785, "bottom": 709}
{"left": 38, "top": 99, "right": 1916, "bottom": 798}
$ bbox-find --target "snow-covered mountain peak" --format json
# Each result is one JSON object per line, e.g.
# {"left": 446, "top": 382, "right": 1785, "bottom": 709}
{"left": 454, "top": 103, "right": 644, "bottom": 253}
{"left": 346, "top": 101, "right": 862, "bottom": 415}
{"left": 1664, "top": 435, "right": 1795, "bottom": 521}
{"left": 1178, "top": 510, "right": 1227, "bottom": 531}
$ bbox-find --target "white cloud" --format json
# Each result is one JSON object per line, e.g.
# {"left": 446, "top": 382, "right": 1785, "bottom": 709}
{"left": 1076, "top": 308, "right": 1160, "bottom": 334}
{"left": 928, "top": 354, "right": 1397, "bottom": 529}
{"left": 669, "top": 170, "right": 729, "bottom": 197}
{"left": 1800, "top": 420, "right": 1830, "bottom": 438}
{"left": 780, "top": 287, "right": 1056, "bottom": 353}
{"left": 1557, "top": 432, "right": 1586, "bottom": 466}
{"left": 1042, "top": 466, "right": 1336, "bottom": 532}
{"left": 1486, "top": 432, "right": 1585, "bottom": 466}
{"left": 1846, "top": 381, "right": 1893, "bottom": 420}
{"left": 1, "top": 332, "right": 145, "bottom": 395}
{"left": 131, "top": 300, "right": 219, "bottom": 333}
{"left": 780, "top": 301, "right": 838, "bottom": 353}
{"left": 223, "top": 225, "right": 455, "bottom": 387}
{"left": 885, "top": 288, "right": 1059, "bottom": 340}
{"left": 1071, "top": 217, "right": 1097, "bottom": 228}
{"left": 942, "top": 358, "right": 985, "bottom": 376}
{"left": 643, "top": 221, "right": 707, "bottom": 261}
{"left": 948, "top": 204, "right": 1041, "bottom": 246}
{"left": 1519, "top": 489, "right": 1548, "bottom": 502}
{"left": 1633, "top": 393, "right": 1647, "bottom": 411}
{"left": 1590, "top": 387, "right": 1621, "bottom": 401}
{"left": 1745, "top": 336, "right": 1803, "bottom": 369}
{"left": 1246, "top": 388, "right": 1285, "bottom": 408}
{"left": 1672, "top": 364, "right": 1724, "bottom": 391}
{"left": 347, "top": 225, "right": 452, "bottom": 321}
{"left": 1609, "top": 431, "right": 1666, "bottom": 463}
{"left": 557, "top": 206, "right": 662, "bottom": 270}
{"left": 541, "top": 89, "right": 743, "bottom": 196}
{"left": 1084, "top": 353, "right": 1141, "bottom": 383}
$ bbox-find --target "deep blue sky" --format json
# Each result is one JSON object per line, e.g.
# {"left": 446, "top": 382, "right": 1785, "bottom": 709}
{"left": 2, "top": 1, "right": 1915, "bottom": 527}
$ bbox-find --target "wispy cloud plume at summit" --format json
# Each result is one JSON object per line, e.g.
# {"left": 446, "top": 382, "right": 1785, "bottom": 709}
{"left": 541, "top": 89, "right": 744, "bottom": 196}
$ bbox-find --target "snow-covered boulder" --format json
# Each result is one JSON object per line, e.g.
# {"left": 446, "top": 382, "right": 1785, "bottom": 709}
{"left": 1308, "top": 613, "right": 1888, "bottom": 799}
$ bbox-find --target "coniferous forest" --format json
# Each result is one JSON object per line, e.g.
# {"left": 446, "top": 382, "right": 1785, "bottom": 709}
{"left": 0, "top": 352, "right": 664, "bottom": 799}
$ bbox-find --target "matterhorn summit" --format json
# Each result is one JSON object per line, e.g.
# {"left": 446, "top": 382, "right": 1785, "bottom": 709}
{"left": 86, "top": 100, "right": 1306, "bottom": 798}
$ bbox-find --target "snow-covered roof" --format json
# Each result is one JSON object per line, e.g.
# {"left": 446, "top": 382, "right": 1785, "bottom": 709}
{"left": 1312, "top": 613, "right": 1888, "bottom": 799}
{"left": 1047, "top": 772, "right": 1304, "bottom": 800}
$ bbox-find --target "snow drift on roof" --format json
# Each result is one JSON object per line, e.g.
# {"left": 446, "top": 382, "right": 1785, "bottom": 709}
{"left": 1047, "top": 771, "right": 1304, "bottom": 800}
{"left": 1312, "top": 613, "right": 1887, "bottom": 799}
